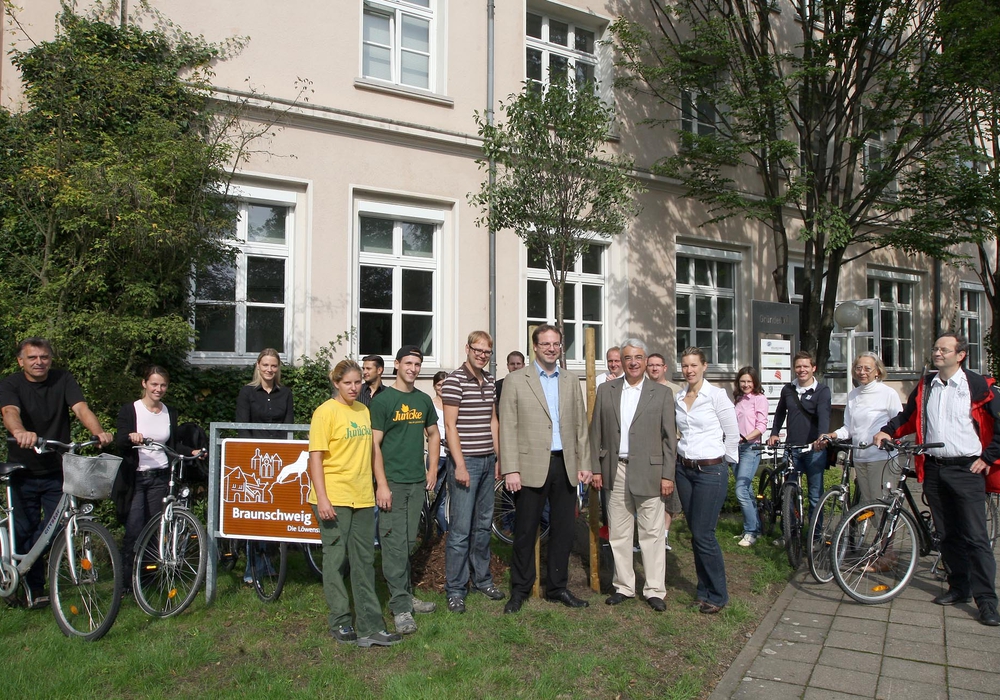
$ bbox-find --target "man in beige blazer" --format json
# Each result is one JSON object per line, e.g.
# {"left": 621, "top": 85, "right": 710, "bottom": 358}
{"left": 499, "top": 324, "right": 592, "bottom": 613}
{"left": 590, "top": 338, "right": 677, "bottom": 611}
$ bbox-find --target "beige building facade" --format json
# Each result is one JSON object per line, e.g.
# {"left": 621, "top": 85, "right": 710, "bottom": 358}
{"left": 2, "top": 0, "right": 990, "bottom": 395}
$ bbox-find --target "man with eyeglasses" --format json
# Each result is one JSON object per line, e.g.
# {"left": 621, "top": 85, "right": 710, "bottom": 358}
{"left": 441, "top": 331, "right": 504, "bottom": 613}
{"left": 499, "top": 324, "right": 592, "bottom": 613}
{"left": 874, "top": 333, "right": 1000, "bottom": 626}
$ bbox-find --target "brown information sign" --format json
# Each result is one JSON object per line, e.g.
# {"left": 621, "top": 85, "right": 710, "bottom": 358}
{"left": 219, "top": 439, "right": 320, "bottom": 543}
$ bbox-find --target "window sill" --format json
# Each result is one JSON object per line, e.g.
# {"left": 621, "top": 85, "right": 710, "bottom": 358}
{"left": 354, "top": 78, "right": 454, "bottom": 108}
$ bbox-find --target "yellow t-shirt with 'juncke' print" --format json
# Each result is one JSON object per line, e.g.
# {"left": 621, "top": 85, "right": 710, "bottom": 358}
{"left": 307, "top": 399, "right": 375, "bottom": 508}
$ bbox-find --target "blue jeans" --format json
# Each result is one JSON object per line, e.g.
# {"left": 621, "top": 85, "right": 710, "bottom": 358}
{"left": 445, "top": 453, "right": 496, "bottom": 598}
{"left": 792, "top": 449, "right": 826, "bottom": 516}
{"left": 730, "top": 443, "right": 761, "bottom": 536}
{"left": 675, "top": 460, "right": 729, "bottom": 607}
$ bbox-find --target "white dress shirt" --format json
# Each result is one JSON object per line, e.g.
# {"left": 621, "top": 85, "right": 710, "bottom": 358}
{"left": 833, "top": 381, "right": 903, "bottom": 463}
{"left": 675, "top": 380, "right": 740, "bottom": 464}
{"left": 619, "top": 377, "right": 644, "bottom": 459}
{"left": 926, "top": 369, "right": 982, "bottom": 458}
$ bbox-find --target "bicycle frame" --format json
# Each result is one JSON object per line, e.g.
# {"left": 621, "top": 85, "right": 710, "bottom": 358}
{"left": 1, "top": 485, "right": 81, "bottom": 588}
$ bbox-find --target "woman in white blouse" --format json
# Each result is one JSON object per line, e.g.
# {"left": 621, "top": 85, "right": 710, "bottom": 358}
{"left": 674, "top": 347, "right": 740, "bottom": 614}
{"left": 819, "top": 352, "right": 902, "bottom": 504}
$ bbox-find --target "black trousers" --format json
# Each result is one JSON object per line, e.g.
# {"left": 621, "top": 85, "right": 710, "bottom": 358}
{"left": 122, "top": 470, "right": 170, "bottom": 573}
{"left": 923, "top": 457, "right": 998, "bottom": 606}
{"left": 509, "top": 452, "right": 576, "bottom": 599}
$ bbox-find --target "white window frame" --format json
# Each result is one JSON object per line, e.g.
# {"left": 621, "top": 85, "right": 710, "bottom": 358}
{"left": 675, "top": 244, "right": 741, "bottom": 371}
{"left": 355, "top": 199, "right": 444, "bottom": 366}
{"left": 525, "top": 10, "right": 599, "bottom": 91}
{"left": 959, "top": 282, "right": 987, "bottom": 373}
{"left": 524, "top": 242, "right": 609, "bottom": 367}
{"left": 867, "top": 270, "right": 917, "bottom": 371}
{"left": 191, "top": 185, "right": 295, "bottom": 364}
{"left": 361, "top": 0, "right": 436, "bottom": 92}
{"left": 681, "top": 88, "right": 718, "bottom": 137}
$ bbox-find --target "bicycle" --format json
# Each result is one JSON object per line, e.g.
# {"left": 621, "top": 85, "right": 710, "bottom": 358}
{"left": 752, "top": 442, "right": 815, "bottom": 569}
{"left": 1, "top": 437, "right": 124, "bottom": 640}
{"left": 807, "top": 438, "right": 860, "bottom": 583}
{"left": 490, "top": 478, "right": 590, "bottom": 545}
{"left": 830, "top": 439, "right": 944, "bottom": 604}
{"left": 131, "top": 440, "right": 208, "bottom": 617}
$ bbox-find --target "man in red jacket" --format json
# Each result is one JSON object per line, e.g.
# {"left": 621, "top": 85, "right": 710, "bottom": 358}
{"left": 874, "top": 333, "right": 1000, "bottom": 626}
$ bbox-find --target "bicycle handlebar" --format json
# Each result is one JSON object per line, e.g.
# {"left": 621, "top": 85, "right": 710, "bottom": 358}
{"left": 878, "top": 439, "right": 946, "bottom": 454}
{"left": 749, "top": 442, "right": 814, "bottom": 453}
{"left": 137, "top": 439, "right": 204, "bottom": 462}
{"left": 7, "top": 436, "right": 103, "bottom": 453}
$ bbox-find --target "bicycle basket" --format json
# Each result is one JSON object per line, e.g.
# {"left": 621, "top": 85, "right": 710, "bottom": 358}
{"left": 62, "top": 453, "right": 123, "bottom": 500}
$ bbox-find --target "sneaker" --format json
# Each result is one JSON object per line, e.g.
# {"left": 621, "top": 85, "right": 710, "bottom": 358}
{"left": 772, "top": 537, "right": 784, "bottom": 547}
{"left": 411, "top": 596, "right": 436, "bottom": 614}
{"left": 26, "top": 589, "right": 49, "bottom": 610}
{"left": 633, "top": 544, "right": 641, "bottom": 553}
{"left": 475, "top": 583, "right": 506, "bottom": 601}
{"left": 447, "top": 596, "right": 465, "bottom": 614}
{"left": 393, "top": 612, "right": 417, "bottom": 635}
{"left": 664, "top": 535, "right": 672, "bottom": 552}
{"left": 357, "top": 629, "right": 403, "bottom": 648}
{"left": 331, "top": 625, "right": 358, "bottom": 644}
{"left": 738, "top": 533, "right": 758, "bottom": 548}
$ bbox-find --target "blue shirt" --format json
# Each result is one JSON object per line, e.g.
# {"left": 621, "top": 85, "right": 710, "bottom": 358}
{"left": 535, "top": 361, "right": 562, "bottom": 451}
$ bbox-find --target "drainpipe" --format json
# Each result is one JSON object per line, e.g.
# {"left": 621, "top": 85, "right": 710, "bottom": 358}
{"left": 487, "top": 0, "right": 497, "bottom": 375}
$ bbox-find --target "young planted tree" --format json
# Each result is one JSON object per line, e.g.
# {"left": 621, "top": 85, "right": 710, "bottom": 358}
{"left": 471, "top": 80, "right": 641, "bottom": 358}
{"left": 612, "top": 0, "right": 973, "bottom": 371}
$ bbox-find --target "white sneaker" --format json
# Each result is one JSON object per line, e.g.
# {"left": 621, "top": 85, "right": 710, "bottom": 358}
{"left": 411, "top": 596, "right": 436, "bottom": 614}
{"left": 737, "top": 533, "right": 758, "bottom": 548}
{"left": 664, "top": 536, "right": 672, "bottom": 551}
{"left": 772, "top": 537, "right": 784, "bottom": 547}
{"left": 394, "top": 612, "right": 417, "bottom": 635}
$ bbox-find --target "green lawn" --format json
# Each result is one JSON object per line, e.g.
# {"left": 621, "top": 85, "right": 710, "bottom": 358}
{"left": 0, "top": 516, "right": 793, "bottom": 699}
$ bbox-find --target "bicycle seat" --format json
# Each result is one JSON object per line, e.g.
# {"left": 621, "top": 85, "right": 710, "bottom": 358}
{"left": 0, "top": 462, "right": 26, "bottom": 477}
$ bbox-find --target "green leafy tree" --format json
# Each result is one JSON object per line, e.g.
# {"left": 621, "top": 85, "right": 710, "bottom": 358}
{"left": 612, "top": 0, "right": 974, "bottom": 370}
{"left": 471, "top": 81, "right": 641, "bottom": 357}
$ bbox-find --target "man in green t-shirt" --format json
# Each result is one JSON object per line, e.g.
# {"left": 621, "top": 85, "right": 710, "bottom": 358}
{"left": 370, "top": 345, "right": 441, "bottom": 635}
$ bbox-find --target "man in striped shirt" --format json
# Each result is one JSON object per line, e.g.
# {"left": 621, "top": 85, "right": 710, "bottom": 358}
{"left": 442, "top": 330, "right": 504, "bottom": 612}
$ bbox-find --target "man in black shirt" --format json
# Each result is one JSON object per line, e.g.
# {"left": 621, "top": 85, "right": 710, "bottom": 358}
{"left": 360, "top": 354, "right": 386, "bottom": 407}
{"left": 0, "top": 338, "right": 113, "bottom": 607}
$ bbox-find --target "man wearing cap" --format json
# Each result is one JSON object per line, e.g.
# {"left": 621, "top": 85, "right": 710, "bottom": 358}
{"left": 369, "top": 345, "right": 441, "bottom": 635}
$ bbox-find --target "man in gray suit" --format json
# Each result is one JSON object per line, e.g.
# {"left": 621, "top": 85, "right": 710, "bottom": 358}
{"left": 499, "top": 324, "right": 592, "bottom": 613}
{"left": 590, "top": 338, "right": 677, "bottom": 611}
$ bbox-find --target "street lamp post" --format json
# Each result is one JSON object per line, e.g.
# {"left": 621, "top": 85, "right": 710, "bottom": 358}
{"left": 834, "top": 301, "right": 864, "bottom": 393}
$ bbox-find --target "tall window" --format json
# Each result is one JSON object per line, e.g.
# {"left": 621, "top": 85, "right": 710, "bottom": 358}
{"left": 357, "top": 204, "right": 441, "bottom": 361}
{"left": 362, "top": 0, "right": 434, "bottom": 90}
{"left": 867, "top": 275, "right": 914, "bottom": 370}
{"left": 960, "top": 286, "right": 986, "bottom": 372}
{"left": 194, "top": 190, "right": 293, "bottom": 359}
{"left": 525, "top": 244, "right": 606, "bottom": 363}
{"left": 525, "top": 11, "right": 597, "bottom": 91}
{"left": 681, "top": 89, "right": 717, "bottom": 136}
{"left": 863, "top": 112, "right": 898, "bottom": 198}
{"left": 676, "top": 248, "right": 739, "bottom": 368}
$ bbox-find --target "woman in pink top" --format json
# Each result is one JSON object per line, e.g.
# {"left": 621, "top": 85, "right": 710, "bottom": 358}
{"left": 731, "top": 367, "right": 769, "bottom": 546}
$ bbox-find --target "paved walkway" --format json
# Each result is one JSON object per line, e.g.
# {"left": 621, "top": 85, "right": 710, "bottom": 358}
{"left": 709, "top": 564, "right": 1000, "bottom": 699}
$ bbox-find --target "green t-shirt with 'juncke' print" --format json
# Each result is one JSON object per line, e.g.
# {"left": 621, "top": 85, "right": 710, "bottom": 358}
{"left": 369, "top": 386, "right": 438, "bottom": 484}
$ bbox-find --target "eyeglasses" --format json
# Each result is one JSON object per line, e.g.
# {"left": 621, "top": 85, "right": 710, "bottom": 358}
{"left": 854, "top": 366, "right": 876, "bottom": 374}
{"left": 469, "top": 346, "right": 493, "bottom": 357}
{"left": 931, "top": 347, "right": 956, "bottom": 355}
{"left": 536, "top": 342, "right": 562, "bottom": 350}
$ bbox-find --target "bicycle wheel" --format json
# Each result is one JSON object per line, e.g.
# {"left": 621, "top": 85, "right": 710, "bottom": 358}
{"left": 49, "top": 520, "right": 123, "bottom": 640}
{"left": 303, "top": 543, "right": 323, "bottom": 580}
{"left": 756, "top": 468, "right": 776, "bottom": 538}
{"left": 134, "top": 509, "right": 207, "bottom": 618}
{"left": 250, "top": 541, "right": 288, "bottom": 602}
{"left": 781, "top": 482, "right": 803, "bottom": 569}
{"left": 491, "top": 479, "right": 517, "bottom": 544}
{"left": 832, "top": 502, "right": 919, "bottom": 604}
{"left": 217, "top": 537, "right": 242, "bottom": 572}
{"left": 808, "top": 487, "right": 847, "bottom": 584}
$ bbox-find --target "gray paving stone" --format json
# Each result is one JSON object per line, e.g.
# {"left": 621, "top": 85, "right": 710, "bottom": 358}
{"left": 887, "top": 607, "right": 941, "bottom": 628}
{"left": 874, "top": 676, "right": 947, "bottom": 700}
{"left": 951, "top": 687, "right": 1000, "bottom": 699}
{"left": 786, "top": 596, "right": 841, "bottom": 616}
{"left": 880, "top": 656, "right": 946, "bottom": 685}
{"left": 731, "top": 678, "right": 806, "bottom": 700}
{"left": 888, "top": 596, "right": 934, "bottom": 613}
{"left": 836, "top": 604, "right": 890, "bottom": 621}
{"left": 824, "top": 629, "right": 885, "bottom": 654}
{"left": 746, "top": 655, "right": 815, "bottom": 685}
{"left": 882, "top": 638, "right": 942, "bottom": 663}
{"left": 808, "top": 664, "right": 877, "bottom": 697}
{"left": 947, "top": 645, "right": 999, "bottom": 672}
{"left": 804, "top": 689, "right": 870, "bottom": 700}
{"left": 816, "top": 646, "right": 881, "bottom": 675}
{"left": 950, "top": 667, "right": 1000, "bottom": 696}
{"left": 769, "top": 622, "right": 829, "bottom": 644}
{"left": 777, "top": 610, "right": 835, "bottom": 630}
{"left": 758, "top": 640, "right": 823, "bottom": 664}
{"left": 885, "top": 622, "right": 944, "bottom": 645}
{"left": 830, "top": 616, "right": 887, "bottom": 637}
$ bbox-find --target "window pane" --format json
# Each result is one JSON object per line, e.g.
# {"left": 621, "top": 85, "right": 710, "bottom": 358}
{"left": 549, "top": 20, "right": 568, "bottom": 46}
{"left": 360, "top": 266, "right": 393, "bottom": 309}
{"left": 676, "top": 331, "right": 690, "bottom": 360}
{"left": 717, "top": 262, "right": 734, "bottom": 289}
{"left": 562, "top": 283, "right": 577, "bottom": 321}
{"left": 402, "top": 222, "right": 434, "bottom": 257}
{"left": 363, "top": 10, "right": 390, "bottom": 44}
{"left": 550, "top": 54, "right": 568, "bottom": 84}
{"left": 401, "top": 314, "right": 433, "bottom": 356}
{"left": 401, "top": 269, "right": 433, "bottom": 311}
{"left": 581, "top": 245, "right": 602, "bottom": 274}
{"left": 718, "top": 331, "right": 734, "bottom": 365}
{"left": 898, "top": 283, "right": 911, "bottom": 305}
{"left": 583, "top": 323, "right": 601, "bottom": 359}
{"left": 717, "top": 297, "right": 734, "bottom": 330}
{"left": 898, "top": 339, "right": 911, "bottom": 368}
{"left": 676, "top": 294, "right": 691, "bottom": 328}
{"left": 582, "top": 285, "right": 602, "bottom": 321}
{"left": 676, "top": 257, "right": 690, "bottom": 285}
{"left": 246, "top": 307, "right": 284, "bottom": 353}
{"left": 196, "top": 260, "right": 236, "bottom": 302}
{"left": 696, "top": 330, "right": 713, "bottom": 352}
{"left": 564, "top": 323, "right": 576, "bottom": 359}
{"left": 401, "top": 51, "right": 430, "bottom": 89}
{"left": 247, "top": 204, "right": 287, "bottom": 243}
{"left": 527, "top": 280, "right": 547, "bottom": 318}
{"left": 359, "top": 312, "right": 392, "bottom": 356}
{"left": 576, "top": 62, "right": 595, "bottom": 89}
{"left": 527, "top": 48, "right": 543, "bottom": 83}
{"left": 897, "top": 312, "right": 911, "bottom": 338}
{"left": 360, "top": 217, "right": 393, "bottom": 254}
{"left": 527, "top": 246, "right": 546, "bottom": 269}
{"left": 526, "top": 13, "right": 542, "bottom": 39}
{"left": 694, "top": 258, "right": 710, "bottom": 286}
{"left": 881, "top": 309, "right": 894, "bottom": 337}
{"left": 247, "top": 257, "right": 285, "bottom": 304}
{"left": 695, "top": 295, "right": 712, "bottom": 329}
{"left": 363, "top": 45, "right": 392, "bottom": 81}
{"left": 401, "top": 14, "right": 429, "bottom": 53}
{"left": 194, "top": 304, "right": 236, "bottom": 352}
{"left": 879, "top": 283, "right": 894, "bottom": 303}
{"left": 867, "top": 278, "right": 876, "bottom": 298}
{"left": 575, "top": 28, "right": 595, "bottom": 54}
{"left": 404, "top": 0, "right": 430, "bottom": 6}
